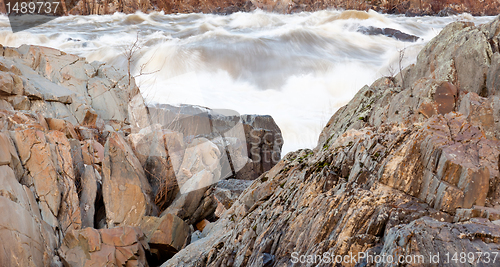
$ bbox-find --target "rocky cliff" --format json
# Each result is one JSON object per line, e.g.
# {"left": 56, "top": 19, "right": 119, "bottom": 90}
{"left": 0, "top": 44, "right": 282, "bottom": 266}
{"left": 3, "top": 11, "right": 500, "bottom": 267}
{"left": 162, "top": 15, "right": 500, "bottom": 267}
{"left": 64, "top": 0, "right": 500, "bottom": 16}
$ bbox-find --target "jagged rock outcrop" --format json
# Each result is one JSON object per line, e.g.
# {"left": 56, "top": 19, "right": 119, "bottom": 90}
{"left": 0, "top": 43, "right": 152, "bottom": 266}
{"left": 163, "top": 15, "right": 500, "bottom": 267}
{"left": 0, "top": 44, "right": 282, "bottom": 266}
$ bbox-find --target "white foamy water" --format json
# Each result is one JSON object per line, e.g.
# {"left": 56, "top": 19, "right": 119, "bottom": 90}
{"left": 0, "top": 10, "right": 495, "bottom": 154}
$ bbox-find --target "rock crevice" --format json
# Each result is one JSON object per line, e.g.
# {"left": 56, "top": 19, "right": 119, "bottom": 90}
{"left": 0, "top": 43, "right": 283, "bottom": 266}
{"left": 163, "top": 15, "right": 500, "bottom": 267}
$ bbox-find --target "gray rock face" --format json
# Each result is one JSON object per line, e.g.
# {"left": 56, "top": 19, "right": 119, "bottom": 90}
{"left": 163, "top": 16, "right": 500, "bottom": 267}
{"left": 240, "top": 114, "right": 283, "bottom": 180}
{"left": 358, "top": 26, "right": 420, "bottom": 42}
{"left": 380, "top": 218, "right": 500, "bottom": 267}
{"left": 1, "top": 44, "right": 150, "bottom": 129}
{"left": 149, "top": 104, "right": 283, "bottom": 181}
{"left": 80, "top": 165, "right": 100, "bottom": 228}
{"left": 0, "top": 165, "right": 58, "bottom": 267}
{"left": 213, "top": 179, "right": 254, "bottom": 218}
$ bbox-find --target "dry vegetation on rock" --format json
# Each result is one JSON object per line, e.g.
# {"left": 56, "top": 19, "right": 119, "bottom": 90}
{"left": 0, "top": 43, "right": 282, "bottom": 266}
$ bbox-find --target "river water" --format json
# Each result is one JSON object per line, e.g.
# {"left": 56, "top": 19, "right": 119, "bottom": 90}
{"left": 0, "top": 10, "right": 495, "bottom": 153}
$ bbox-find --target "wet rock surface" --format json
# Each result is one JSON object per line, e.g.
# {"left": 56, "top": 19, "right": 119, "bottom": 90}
{"left": 358, "top": 26, "right": 420, "bottom": 42}
{"left": 163, "top": 16, "right": 500, "bottom": 267}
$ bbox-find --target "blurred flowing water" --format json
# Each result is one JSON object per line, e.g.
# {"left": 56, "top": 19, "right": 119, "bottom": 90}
{"left": 0, "top": 10, "right": 495, "bottom": 154}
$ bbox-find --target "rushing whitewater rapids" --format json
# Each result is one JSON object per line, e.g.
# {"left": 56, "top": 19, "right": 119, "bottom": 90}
{"left": 0, "top": 10, "right": 495, "bottom": 154}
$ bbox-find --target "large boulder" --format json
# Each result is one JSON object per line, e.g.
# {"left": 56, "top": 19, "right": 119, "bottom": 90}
{"left": 139, "top": 213, "right": 191, "bottom": 265}
{"left": 176, "top": 137, "right": 223, "bottom": 194}
{"left": 149, "top": 104, "right": 283, "bottom": 181}
{"left": 240, "top": 114, "right": 283, "bottom": 180}
{"left": 103, "top": 132, "right": 154, "bottom": 227}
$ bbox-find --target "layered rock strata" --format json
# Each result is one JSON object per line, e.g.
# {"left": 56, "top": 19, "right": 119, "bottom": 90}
{"left": 163, "top": 15, "right": 500, "bottom": 267}
{"left": 0, "top": 44, "right": 282, "bottom": 266}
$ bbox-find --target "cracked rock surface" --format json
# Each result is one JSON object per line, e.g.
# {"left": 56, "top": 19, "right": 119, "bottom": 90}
{"left": 0, "top": 43, "right": 282, "bottom": 266}
{"left": 163, "top": 16, "right": 500, "bottom": 267}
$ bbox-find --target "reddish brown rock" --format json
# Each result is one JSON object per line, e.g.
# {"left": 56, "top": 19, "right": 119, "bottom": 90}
{"left": 46, "top": 117, "right": 79, "bottom": 139}
{"left": 81, "top": 139, "right": 105, "bottom": 165}
{"left": 0, "top": 71, "right": 23, "bottom": 96}
{"left": 434, "top": 82, "right": 457, "bottom": 114}
{"left": 11, "top": 128, "right": 61, "bottom": 227}
{"left": 82, "top": 109, "right": 98, "bottom": 127}
{"left": 103, "top": 132, "right": 154, "bottom": 227}
{"left": 140, "top": 213, "right": 190, "bottom": 265}
{"left": 195, "top": 219, "right": 210, "bottom": 232}
{"left": 59, "top": 226, "right": 149, "bottom": 267}
{"left": 46, "top": 130, "right": 83, "bottom": 232}
{"left": 76, "top": 126, "right": 100, "bottom": 141}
